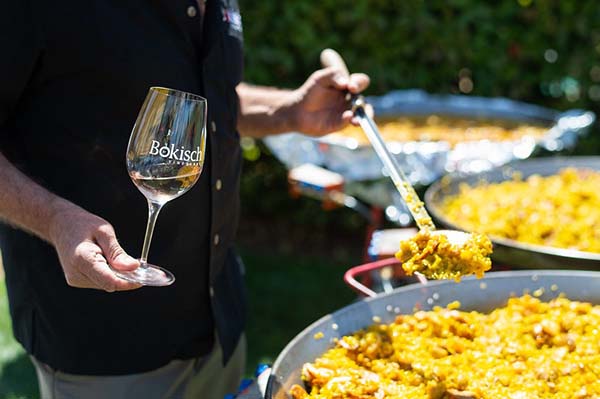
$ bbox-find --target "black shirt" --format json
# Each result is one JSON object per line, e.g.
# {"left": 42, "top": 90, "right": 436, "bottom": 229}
{"left": 0, "top": 0, "right": 245, "bottom": 375}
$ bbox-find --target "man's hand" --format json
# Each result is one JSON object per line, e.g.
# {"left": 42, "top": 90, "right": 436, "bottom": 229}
{"left": 289, "top": 66, "right": 371, "bottom": 136}
{"left": 0, "top": 152, "right": 141, "bottom": 292}
{"left": 49, "top": 204, "right": 142, "bottom": 292}
{"left": 236, "top": 67, "right": 371, "bottom": 138}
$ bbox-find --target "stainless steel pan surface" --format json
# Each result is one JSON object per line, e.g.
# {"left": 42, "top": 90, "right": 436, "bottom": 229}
{"left": 265, "top": 270, "right": 600, "bottom": 399}
{"left": 425, "top": 156, "right": 600, "bottom": 270}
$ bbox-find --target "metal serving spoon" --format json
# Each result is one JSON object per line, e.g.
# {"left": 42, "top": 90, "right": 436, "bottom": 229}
{"left": 320, "top": 49, "right": 472, "bottom": 246}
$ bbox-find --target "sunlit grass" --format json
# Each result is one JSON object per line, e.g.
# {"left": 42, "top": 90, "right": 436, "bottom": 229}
{"left": 0, "top": 281, "right": 38, "bottom": 399}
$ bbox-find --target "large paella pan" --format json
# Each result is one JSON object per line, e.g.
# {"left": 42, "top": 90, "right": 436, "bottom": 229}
{"left": 425, "top": 156, "right": 600, "bottom": 270}
{"left": 265, "top": 269, "right": 600, "bottom": 399}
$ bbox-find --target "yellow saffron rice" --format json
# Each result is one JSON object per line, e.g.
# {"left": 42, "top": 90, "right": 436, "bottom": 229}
{"left": 395, "top": 230, "right": 492, "bottom": 282}
{"left": 291, "top": 295, "right": 600, "bottom": 399}
{"left": 440, "top": 168, "right": 600, "bottom": 253}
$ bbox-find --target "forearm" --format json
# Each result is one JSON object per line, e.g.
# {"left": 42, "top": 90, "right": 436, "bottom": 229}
{"left": 236, "top": 83, "right": 299, "bottom": 138}
{"left": 0, "top": 152, "right": 76, "bottom": 243}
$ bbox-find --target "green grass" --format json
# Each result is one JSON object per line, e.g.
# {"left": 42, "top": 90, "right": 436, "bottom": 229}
{"left": 0, "top": 283, "right": 38, "bottom": 399}
{"left": 0, "top": 249, "right": 358, "bottom": 396}
{"left": 242, "top": 249, "right": 356, "bottom": 375}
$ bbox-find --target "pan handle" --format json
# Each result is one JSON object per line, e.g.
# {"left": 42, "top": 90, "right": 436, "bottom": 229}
{"left": 343, "top": 257, "right": 401, "bottom": 297}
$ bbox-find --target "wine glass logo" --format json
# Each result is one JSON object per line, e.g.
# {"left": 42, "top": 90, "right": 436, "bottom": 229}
{"left": 148, "top": 140, "right": 202, "bottom": 163}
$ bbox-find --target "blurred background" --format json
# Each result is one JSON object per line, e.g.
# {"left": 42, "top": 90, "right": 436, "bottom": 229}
{"left": 238, "top": 0, "right": 600, "bottom": 375}
{"left": 1, "top": 1, "right": 600, "bottom": 397}
{"left": 239, "top": 0, "right": 600, "bottom": 381}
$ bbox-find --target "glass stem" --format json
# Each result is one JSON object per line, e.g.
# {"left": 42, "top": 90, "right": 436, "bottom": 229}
{"left": 140, "top": 200, "right": 163, "bottom": 266}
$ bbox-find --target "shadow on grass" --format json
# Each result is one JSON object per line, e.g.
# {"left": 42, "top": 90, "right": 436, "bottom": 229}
{"left": 0, "top": 353, "right": 38, "bottom": 399}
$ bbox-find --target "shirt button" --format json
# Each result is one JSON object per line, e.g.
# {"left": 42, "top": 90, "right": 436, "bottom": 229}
{"left": 186, "top": 6, "right": 197, "bottom": 18}
{"left": 210, "top": 121, "right": 217, "bottom": 133}
{"left": 213, "top": 234, "right": 220, "bottom": 246}
{"left": 209, "top": 286, "right": 214, "bottom": 298}
{"left": 215, "top": 179, "right": 222, "bottom": 191}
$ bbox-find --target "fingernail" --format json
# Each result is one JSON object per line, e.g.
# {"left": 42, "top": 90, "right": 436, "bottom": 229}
{"left": 116, "top": 254, "right": 139, "bottom": 268}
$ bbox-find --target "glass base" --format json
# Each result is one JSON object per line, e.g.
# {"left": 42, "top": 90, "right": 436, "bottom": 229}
{"left": 114, "top": 262, "right": 175, "bottom": 287}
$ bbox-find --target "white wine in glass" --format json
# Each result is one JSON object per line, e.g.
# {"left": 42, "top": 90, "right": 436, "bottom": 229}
{"left": 118, "top": 87, "right": 207, "bottom": 286}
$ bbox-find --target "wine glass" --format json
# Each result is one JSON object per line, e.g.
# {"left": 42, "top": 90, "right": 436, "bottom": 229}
{"left": 118, "top": 87, "right": 207, "bottom": 286}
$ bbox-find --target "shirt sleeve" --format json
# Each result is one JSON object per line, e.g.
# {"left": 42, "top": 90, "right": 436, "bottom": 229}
{"left": 0, "top": 1, "right": 42, "bottom": 127}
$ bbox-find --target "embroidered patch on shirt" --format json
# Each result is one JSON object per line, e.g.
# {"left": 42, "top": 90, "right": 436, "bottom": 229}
{"left": 221, "top": 0, "right": 243, "bottom": 40}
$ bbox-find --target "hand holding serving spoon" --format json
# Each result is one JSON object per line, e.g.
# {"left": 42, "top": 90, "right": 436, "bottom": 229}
{"left": 320, "top": 49, "right": 492, "bottom": 281}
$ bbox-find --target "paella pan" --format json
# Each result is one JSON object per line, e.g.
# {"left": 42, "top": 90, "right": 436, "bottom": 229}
{"left": 265, "top": 270, "right": 600, "bottom": 399}
{"left": 425, "top": 156, "right": 600, "bottom": 270}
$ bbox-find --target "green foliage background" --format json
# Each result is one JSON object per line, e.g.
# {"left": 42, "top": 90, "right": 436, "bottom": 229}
{"left": 237, "top": 0, "right": 600, "bottom": 235}
{"left": 240, "top": 0, "right": 600, "bottom": 111}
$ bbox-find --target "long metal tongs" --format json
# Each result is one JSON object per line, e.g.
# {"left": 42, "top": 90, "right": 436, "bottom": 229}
{"left": 320, "top": 49, "right": 435, "bottom": 229}
{"left": 320, "top": 49, "right": 470, "bottom": 245}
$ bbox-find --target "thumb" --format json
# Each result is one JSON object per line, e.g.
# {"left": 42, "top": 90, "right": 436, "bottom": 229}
{"left": 111, "top": 252, "right": 140, "bottom": 272}
{"left": 95, "top": 225, "right": 139, "bottom": 271}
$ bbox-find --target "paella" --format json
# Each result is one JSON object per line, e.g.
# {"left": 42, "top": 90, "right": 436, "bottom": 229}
{"left": 325, "top": 115, "right": 548, "bottom": 148}
{"left": 439, "top": 167, "right": 600, "bottom": 254}
{"left": 291, "top": 294, "right": 600, "bottom": 399}
{"left": 395, "top": 230, "right": 492, "bottom": 282}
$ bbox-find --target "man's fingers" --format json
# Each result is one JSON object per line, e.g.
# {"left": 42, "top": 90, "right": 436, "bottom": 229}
{"left": 347, "top": 73, "right": 370, "bottom": 94}
{"left": 349, "top": 104, "right": 374, "bottom": 126}
{"left": 111, "top": 253, "right": 140, "bottom": 272}
{"left": 342, "top": 110, "right": 354, "bottom": 124}
{"left": 312, "top": 67, "right": 349, "bottom": 90}
{"left": 313, "top": 69, "right": 369, "bottom": 93}
{"left": 86, "top": 256, "right": 142, "bottom": 292}
{"left": 72, "top": 241, "right": 141, "bottom": 292}
{"left": 94, "top": 225, "right": 139, "bottom": 272}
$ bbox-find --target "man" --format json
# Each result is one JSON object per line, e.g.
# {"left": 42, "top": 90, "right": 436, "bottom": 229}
{"left": 0, "top": 1, "right": 369, "bottom": 398}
